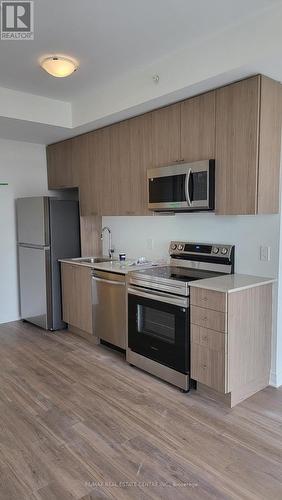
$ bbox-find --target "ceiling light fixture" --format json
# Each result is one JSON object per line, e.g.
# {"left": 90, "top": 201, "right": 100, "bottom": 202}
{"left": 40, "top": 56, "right": 78, "bottom": 78}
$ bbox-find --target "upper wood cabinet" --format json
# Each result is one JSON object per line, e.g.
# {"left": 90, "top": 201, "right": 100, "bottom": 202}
{"left": 88, "top": 127, "right": 111, "bottom": 216}
{"left": 88, "top": 125, "right": 117, "bottom": 216}
{"left": 72, "top": 133, "right": 91, "bottom": 216}
{"left": 46, "top": 75, "right": 281, "bottom": 216}
{"left": 215, "top": 75, "right": 282, "bottom": 215}
{"left": 46, "top": 139, "right": 78, "bottom": 189}
{"left": 152, "top": 103, "right": 181, "bottom": 166}
{"left": 108, "top": 120, "right": 130, "bottom": 215}
{"left": 89, "top": 114, "right": 152, "bottom": 216}
{"left": 181, "top": 91, "right": 215, "bottom": 162}
{"left": 127, "top": 113, "right": 152, "bottom": 215}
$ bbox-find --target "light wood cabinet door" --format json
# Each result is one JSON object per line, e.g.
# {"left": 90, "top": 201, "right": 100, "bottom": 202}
{"left": 127, "top": 113, "right": 152, "bottom": 215}
{"left": 72, "top": 134, "right": 93, "bottom": 216}
{"left": 74, "top": 266, "right": 93, "bottom": 334}
{"left": 190, "top": 287, "right": 226, "bottom": 312}
{"left": 61, "top": 263, "right": 92, "bottom": 334}
{"left": 191, "top": 342, "right": 227, "bottom": 393}
{"left": 47, "top": 140, "right": 77, "bottom": 189}
{"left": 181, "top": 91, "right": 215, "bottom": 162}
{"left": 152, "top": 103, "right": 181, "bottom": 166}
{"left": 191, "top": 305, "right": 227, "bottom": 333}
{"left": 108, "top": 121, "right": 130, "bottom": 215}
{"left": 257, "top": 76, "right": 282, "bottom": 214}
{"left": 61, "top": 264, "right": 77, "bottom": 326}
{"left": 215, "top": 77, "right": 260, "bottom": 215}
{"left": 88, "top": 126, "right": 115, "bottom": 216}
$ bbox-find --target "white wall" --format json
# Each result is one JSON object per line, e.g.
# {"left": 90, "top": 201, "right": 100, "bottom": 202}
{"left": 103, "top": 213, "right": 280, "bottom": 384}
{"left": 0, "top": 139, "right": 48, "bottom": 323}
{"left": 102, "top": 213, "right": 279, "bottom": 277}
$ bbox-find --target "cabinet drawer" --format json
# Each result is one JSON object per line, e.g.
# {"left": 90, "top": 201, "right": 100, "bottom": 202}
{"left": 190, "top": 287, "right": 226, "bottom": 312}
{"left": 191, "top": 343, "right": 227, "bottom": 393}
{"left": 191, "top": 324, "right": 226, "bottom": 352}
{"left": 191, "top": 305, "right": 227, "bottom": 333}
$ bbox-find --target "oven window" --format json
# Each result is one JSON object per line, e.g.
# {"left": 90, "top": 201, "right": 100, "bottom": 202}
{"left": 192, "top": 171, "right": 207, "bottom": 201}
{"left": 137, "top": 305, "right": 175, "bottom": 344}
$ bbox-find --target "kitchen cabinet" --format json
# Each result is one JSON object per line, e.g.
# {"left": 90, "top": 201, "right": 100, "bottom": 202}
{"left": 47, "top": 139, "right": 78, "bottom": 189}
{"left": 90, "top": 114, "right": 152, "bottom": 216}
{"left": 152, "top": 103, "right": 181, "bottom": 166}
{"left": 181, "top": 91, "right": 215, "bottom": 162}
{"left": 152, "top": 92, "right": 215, "bottom": 168}
{"left": 88, "top": 127, "right": 112, "bottom": 216}
{"left": 190, "top": 283, "right": 272, "bottom": 407}
{"left": 47, "top": 75, "right": 281, "bottom": 216}
{"left": 127, "top": 113, "right": 152, "bottom": 215}
{"left": 109, "top": 120, "right": 130, "bottom": 215}
{"left": 61, "top": 262, "right": 93, "bottom": 335}
{"left": 72, "top": 133, "right": 91, "bottom": 216}
{"left": 216, "top": 75, "right": 282, "bottom": 214}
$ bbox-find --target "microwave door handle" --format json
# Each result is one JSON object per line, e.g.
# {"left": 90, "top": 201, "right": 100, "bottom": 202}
{"left": 185, "top": 168, "right": 192, "bottom": 207}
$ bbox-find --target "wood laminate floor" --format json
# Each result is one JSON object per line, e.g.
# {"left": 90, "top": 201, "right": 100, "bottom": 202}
{"left": 0, "top": 321, "right": 281, "bottom": 499}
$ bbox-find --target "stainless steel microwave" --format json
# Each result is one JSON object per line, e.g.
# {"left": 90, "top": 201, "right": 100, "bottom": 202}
{"left": 147, "top": 159, "right": 215, "bottom": 212}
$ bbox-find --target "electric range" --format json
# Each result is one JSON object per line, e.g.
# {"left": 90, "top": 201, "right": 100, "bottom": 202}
{"left": 126, "top": 241, "right": 235, "bottom": 392}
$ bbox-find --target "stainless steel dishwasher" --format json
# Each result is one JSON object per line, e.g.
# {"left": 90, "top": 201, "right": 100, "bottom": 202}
{"left": 92, "top": 270, "right": 126, "bottom": 349}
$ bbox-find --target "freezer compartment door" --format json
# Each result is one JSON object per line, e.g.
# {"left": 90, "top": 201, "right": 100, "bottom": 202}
{"left": 16, "top": 197, "right": 50, "bottom": 246}
{"left": 18, "top": 245, "right": 52, "bottom": 330}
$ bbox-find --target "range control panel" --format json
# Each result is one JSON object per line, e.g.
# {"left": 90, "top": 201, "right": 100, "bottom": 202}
{"left": 169, "top": 241, "right": 234, "bottom": 259}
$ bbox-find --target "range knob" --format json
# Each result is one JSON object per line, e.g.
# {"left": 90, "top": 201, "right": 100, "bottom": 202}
{"left": 177, "top": 244, "right": 184, "bottom": 251}
{"left": 213, "top": 247, "right": 219, "bottom": 254}
{"left": 171, "top": 243, "right": 177, "bottom": 251}
{"left": 221, "top": 247, "right": 228, "bottom": 255}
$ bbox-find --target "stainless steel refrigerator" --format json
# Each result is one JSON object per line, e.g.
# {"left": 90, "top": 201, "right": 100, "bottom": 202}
{"left": 16, "top": 197, "right": 80, "bottom": 330}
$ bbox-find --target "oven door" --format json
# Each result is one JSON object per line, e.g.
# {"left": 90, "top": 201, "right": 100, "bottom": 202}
{"left": 128, "top": 286, "right": 189, "bottom": 374}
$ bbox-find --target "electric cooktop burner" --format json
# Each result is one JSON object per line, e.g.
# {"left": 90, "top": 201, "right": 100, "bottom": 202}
{"left": 135, "top": 265, "right": 223, "bottom": 283}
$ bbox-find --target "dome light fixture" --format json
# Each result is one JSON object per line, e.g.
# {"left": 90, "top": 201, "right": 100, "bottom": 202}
{"left": 40, "top": 56, "right": 78, "bottom": 78}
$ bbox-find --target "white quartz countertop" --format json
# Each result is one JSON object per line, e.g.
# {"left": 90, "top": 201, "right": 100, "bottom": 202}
{"left": 59, "top": 257, "right": 164, "bottom": 275}
{"left": 189, "top": 274, "right": 276, "bottom": 293}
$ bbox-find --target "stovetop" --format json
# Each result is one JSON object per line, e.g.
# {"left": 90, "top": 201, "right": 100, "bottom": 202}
{"left": 131, "top": 265, "right": 223, "bottom": 283}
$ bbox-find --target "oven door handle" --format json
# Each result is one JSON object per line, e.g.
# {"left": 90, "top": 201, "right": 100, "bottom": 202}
{"left": 185, "top": 168, "right": 193, "bottom": 207}
{"left": 128, "top": 286, "right": 188, "bottom": 308}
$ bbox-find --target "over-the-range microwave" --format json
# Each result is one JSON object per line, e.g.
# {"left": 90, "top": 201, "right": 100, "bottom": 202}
{"left": 147, "top": 159, "right": 215, "bottom": 212}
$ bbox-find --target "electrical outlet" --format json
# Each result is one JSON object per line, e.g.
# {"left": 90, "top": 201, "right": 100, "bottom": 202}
{"left": 146, "top": 238, "right": 154, "bottom": 251}
{"left": 260, "top": 246, "right": 271, "bottom": 262}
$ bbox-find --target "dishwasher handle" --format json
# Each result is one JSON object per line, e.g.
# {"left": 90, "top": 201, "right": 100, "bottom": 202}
{"left": 92, "top": 275, "right": 125, "bottom": 286}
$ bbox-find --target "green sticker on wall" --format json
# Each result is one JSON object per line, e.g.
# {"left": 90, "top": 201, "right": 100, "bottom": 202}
{"left": 0, "top": 183, "right": 8, "bottom": 185}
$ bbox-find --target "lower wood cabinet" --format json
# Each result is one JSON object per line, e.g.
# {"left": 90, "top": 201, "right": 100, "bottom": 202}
{"left": 61, "top": 263, "right": 93, "bottom": 335}
{"left": 190, "top": 283, "right": 273, "bottom": 407}
{"left": 191, "top": 339, "right": 227, "bottom": 394}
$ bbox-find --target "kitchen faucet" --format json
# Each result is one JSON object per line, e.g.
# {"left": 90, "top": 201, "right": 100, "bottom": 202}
{"left": 101, "top": 226, "right": 114, "bottom": 259}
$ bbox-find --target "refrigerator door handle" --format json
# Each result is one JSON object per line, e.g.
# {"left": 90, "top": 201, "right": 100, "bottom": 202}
{"left": 18, "top": 243, "right": 50, "bottom": 250}
{"left": 44, "top": 247, "right": 53, "bottom": 330}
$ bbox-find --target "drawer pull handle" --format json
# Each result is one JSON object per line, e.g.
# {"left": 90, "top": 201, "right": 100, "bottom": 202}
{"left": 201, "top": 364, "right": 207, "bottom": 369}
{"left": 202, "top": 317, "right": 207, "bottom": 321}
{"left": 202, "top": 297, "right": 208, "bottom": 301}
{"left": 202, "top": 336, "right": 208, "bottom": 342}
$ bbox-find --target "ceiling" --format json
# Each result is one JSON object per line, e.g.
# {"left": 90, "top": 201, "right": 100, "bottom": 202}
{"left": 0, "top": 0, "right": 281, "bottom": 101}
{"left": 0, "top": 0, "right": 282, "bottom": 143}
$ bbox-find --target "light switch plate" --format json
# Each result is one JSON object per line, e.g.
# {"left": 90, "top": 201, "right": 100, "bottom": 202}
{"left": 260, "top": 246, "right": 271, "bottom": 261}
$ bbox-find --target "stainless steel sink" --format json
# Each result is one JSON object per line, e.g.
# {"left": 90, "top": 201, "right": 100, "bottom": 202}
{"left": 77, "top": 257, "right": 115, "bottom": 264}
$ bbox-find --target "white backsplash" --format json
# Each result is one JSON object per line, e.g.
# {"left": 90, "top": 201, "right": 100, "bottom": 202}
{"left": 102, "top": 213, "right": 280, "bottom": 278}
